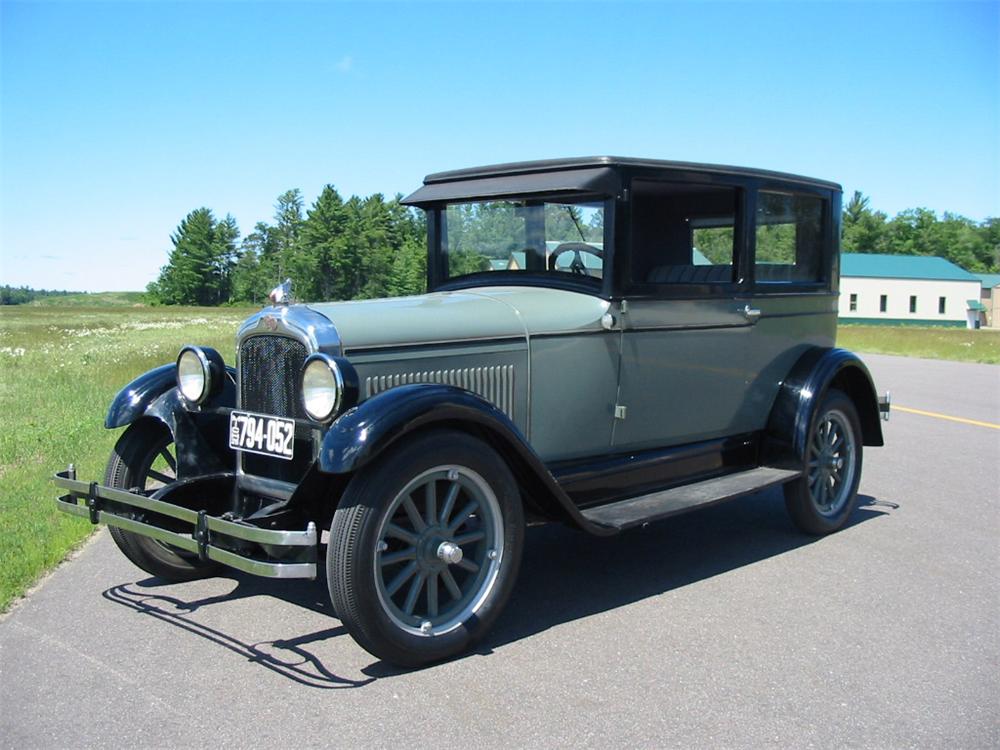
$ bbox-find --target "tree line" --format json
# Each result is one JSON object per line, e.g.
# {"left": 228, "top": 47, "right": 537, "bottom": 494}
{"left": 0, "top": 286, "right": 81, "bottom": 305}
{"left": 842, "top": 191, "right": 999, "bottom": 272}
{"left": 147, "top": 187, "right": 426, "bottom": 306}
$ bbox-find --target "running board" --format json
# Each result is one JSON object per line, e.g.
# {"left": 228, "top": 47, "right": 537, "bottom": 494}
{"left": 579, "top": 466, "right": 801, "bottom": 531}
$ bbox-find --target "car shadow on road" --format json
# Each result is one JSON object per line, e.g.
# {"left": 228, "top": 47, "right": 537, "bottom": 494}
{"left": 101, "top": 573, "right": 369, "bottom": 689}
{"left": 102, "top": 489, "right": 895, "bottom": 685}
{"left": 467, "top": 489, "right": 894, "bottom": 662}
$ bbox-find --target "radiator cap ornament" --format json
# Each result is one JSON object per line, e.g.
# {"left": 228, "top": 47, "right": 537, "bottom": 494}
{"left": 268, "top": 278, "right": 293, "bottom": 306}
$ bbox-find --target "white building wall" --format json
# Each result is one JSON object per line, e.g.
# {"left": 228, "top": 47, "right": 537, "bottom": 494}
{"left": 838, "top": 276, "right": 980, "bottom": 324}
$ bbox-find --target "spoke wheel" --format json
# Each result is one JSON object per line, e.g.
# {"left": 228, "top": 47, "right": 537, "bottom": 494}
{"left": 105, "top": 420, "right": 220, "bottom": 581}
{"left": 328, "top": 430, "right": 524, "bottom": 667}
{"left": 806, "top": 410, "right": 857, "bottom": 517}
{"left": 784, "top": 389, "right": 863, "bottom": 535}
{"left": 374, "top": 466, "right": 504, "bottom": 637}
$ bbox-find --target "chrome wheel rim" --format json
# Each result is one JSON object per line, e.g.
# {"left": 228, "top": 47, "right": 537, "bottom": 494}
{"left": 807, "top": 409, "right": 857, "bottom": 517}
{"left": 374, "top": 465, "right": 504, "bottom": 637}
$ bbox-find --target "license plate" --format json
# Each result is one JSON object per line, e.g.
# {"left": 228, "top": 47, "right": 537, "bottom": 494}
{"left": 229, "top": 411, "right": 295, "bottom": 460}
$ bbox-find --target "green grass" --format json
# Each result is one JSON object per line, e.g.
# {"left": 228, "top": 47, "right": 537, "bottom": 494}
{"left": 837, "top": 324, "right": 1000, "bottom": 364}
{"left": 29, "top": 291, "right": 149, "bottom": 307}
{"left": 0, "top": 305, "right": 253, "bottom": 612}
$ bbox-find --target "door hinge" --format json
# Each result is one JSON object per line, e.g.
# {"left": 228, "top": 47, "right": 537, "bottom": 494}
{"left": 614, "top": 404, "right": 627, "bottom": 420}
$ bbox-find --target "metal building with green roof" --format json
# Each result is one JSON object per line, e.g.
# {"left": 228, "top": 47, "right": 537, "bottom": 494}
{"left": 838, "top": 253, "right": 984, "bottom": 328}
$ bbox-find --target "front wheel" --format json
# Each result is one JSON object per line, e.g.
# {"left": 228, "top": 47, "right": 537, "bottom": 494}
{"left": 105, "top": 420, "right": 221, "bottom": 581}
{"left": 328, "top": 430, "right": 524, "bottom": 667}
{"left": 784, "top": 389, "right": 863, "bottom": 535}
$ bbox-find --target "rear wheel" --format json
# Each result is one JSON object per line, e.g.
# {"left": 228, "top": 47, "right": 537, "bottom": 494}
{"left": 105, "top": 420, "right": 220, "bottom": 581}
{"left": 784, "top": 389, "right": 863, "bottom": 535}
{"left": 328, "top": 430, "right": 524, "bottom": 667}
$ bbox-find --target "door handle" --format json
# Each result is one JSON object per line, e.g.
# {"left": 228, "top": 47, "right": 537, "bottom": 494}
{"left": 742, "top": 305, "right": 762, "bottom": 322}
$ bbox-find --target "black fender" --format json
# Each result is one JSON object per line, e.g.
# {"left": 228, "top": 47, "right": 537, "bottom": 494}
{"left": 765, "top": 347, "right": 884, "bottom": 466}
{"left": 318, "top": 383, "right": 615, "bottom": 536}
{"left": 105, "top": 363, "right": 237, "bottom": 479}
{"left": 105, "top": 363, "right": 238, "bottom": 428}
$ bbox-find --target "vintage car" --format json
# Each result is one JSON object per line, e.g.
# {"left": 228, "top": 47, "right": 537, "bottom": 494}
{"left": 54, "top": 157, "right": 889, "bottom": 666}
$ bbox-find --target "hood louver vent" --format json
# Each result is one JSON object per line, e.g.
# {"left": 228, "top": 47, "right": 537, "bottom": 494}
{"left": 365, "top": 365, "right": 515, "bottom": 419}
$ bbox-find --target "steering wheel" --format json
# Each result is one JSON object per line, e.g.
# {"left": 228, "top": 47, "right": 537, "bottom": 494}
{"left": 547, "top": 242, "right": 605, "bottom": 275}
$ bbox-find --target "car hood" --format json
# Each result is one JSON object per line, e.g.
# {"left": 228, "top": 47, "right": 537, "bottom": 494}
{"left": 306, "top": 286, "right": 612, "bottom": 352}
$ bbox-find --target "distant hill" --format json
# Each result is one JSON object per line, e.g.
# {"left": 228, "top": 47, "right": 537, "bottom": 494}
{"left": 29, "top": 291, "right": 148, "bottom": 307}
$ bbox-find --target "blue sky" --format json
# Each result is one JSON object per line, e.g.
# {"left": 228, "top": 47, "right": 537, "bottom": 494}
{"left": 2, "top": 0, "right": 997, "bottom": 292}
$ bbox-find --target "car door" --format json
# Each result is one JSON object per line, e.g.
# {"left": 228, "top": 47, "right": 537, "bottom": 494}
{"left": 611, "top": 178, "right": 761, "bottom": 451}
{"left": 740, "top": 187, "right": 839, "bottom": 424}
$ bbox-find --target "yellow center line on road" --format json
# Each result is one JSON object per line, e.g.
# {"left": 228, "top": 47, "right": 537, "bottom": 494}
{"left": 893, "top": 405, "right": 1000, "bottom": 430}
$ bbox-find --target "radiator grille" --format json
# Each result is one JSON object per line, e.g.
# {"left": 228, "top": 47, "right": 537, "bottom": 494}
{"left": 239, "top": 335, "right": 308, "bottom": 419}
{"left": 365, "top": 365, "right": 515, "bottom": 418}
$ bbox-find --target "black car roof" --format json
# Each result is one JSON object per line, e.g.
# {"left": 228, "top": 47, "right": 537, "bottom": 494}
{"left": 402, "top": 156, "right": 841, "bottom": 205}
{"left": 423, "top": 156, "right": 841, "bottom": 190}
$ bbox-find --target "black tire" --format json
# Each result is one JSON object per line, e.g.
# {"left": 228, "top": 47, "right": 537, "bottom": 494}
{"left": 784, "top": 388, "right": 864, "bottom": 535}
{"left": 105, "top": 420, "right": 221, "bottom": 582}
{"left": 328, "top": 430, "right": 524, "bottom": 667}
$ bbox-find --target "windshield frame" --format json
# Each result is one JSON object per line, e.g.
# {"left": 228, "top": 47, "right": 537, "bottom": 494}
{"left": 427, "top": 192, "right": 616, "bottom": 298}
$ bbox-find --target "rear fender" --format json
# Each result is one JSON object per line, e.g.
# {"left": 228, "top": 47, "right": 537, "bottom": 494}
{"left": 318, "top": 384, "right": 614, "bottom": 536}
{"left": 765, "top": 347, "right": 884, "bottom": 466}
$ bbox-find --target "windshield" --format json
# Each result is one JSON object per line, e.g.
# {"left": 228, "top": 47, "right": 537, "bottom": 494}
{"left": 439, "top": 199, "right": 606, "bottom": 285}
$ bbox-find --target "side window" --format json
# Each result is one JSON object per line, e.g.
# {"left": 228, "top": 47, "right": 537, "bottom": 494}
{"left": 754, "top": 191, "right": 826, "bottom": 284}
{"left": 630, "top": 181, "right": 738, "bottom": 287}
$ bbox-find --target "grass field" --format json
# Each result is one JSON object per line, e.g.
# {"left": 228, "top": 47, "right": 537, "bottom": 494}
{"left": 0, "top": 305, "right": 252, "bottom": 612}
{"left": 2, "top": 306, "right": 998, "bottom": 613}
{"left": 837, "top": 324, "right": 1000, "bottom": 364}
{"left": 29, "top": 291, "right": 150, "bottom": 307}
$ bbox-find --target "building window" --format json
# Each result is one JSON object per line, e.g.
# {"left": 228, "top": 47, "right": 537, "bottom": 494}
{"left": 910, "top": 295, "right": 917, "bottom": 313}
{"left": 939, "top": 297, "right": 946, "bottom": 314}
{"left": 879, "top": 294, "right": 887, "bottom": 313}
{"left": 849, "top": 293, "right": 857, "bottom": 311}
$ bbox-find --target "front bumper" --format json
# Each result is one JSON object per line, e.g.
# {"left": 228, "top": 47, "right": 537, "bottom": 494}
{"left": 53, "top": 468, "right": 318, "bottom": 579}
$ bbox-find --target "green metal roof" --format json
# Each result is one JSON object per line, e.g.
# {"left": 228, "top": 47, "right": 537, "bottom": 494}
{"left": 967, "top": 299, "right": 987, "bottom": 312}
{"left": 841, "top": 253, "right": 979, "bottom": 282}
{"left": 973, "top": 273, "right": 1000, "bottom": 289}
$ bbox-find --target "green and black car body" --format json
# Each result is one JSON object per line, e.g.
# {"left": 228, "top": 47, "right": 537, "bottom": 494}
{"left": 55, "top": 158, "right": 888, "bottom": 665}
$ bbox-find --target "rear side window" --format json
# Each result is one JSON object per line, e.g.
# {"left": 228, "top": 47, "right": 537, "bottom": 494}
{"left": 629, "top": 180, "right": 738, "bottom": 287}
{"left": 754, "top": 191, "right": 826, "bottom": 284}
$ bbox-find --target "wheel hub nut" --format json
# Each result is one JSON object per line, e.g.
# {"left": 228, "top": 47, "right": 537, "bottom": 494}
{"left": 436, "top": 541, "right": 463, "bottom": 565}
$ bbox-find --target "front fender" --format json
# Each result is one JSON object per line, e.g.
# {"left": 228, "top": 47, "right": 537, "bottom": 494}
{"left": 318, "top": 384, "right": 614, "bottom": 536}
{"left": 766, "top": 347, "right": 884, "bottom": 465}
{"left": 106, "top": 363, "right": 237, "bottom": 429}
{"left": 105, "top": 363, "right": 237, "bottom": 480}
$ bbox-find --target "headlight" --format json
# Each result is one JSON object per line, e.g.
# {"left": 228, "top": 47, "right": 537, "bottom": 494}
{"left": 176, "top": 346, "right": 224, "bottom": 405}
{"left": 300, "top": 354, "right": 345, "bottom": 422}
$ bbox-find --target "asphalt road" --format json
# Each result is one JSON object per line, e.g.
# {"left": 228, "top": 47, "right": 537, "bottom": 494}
{"left": 2, "top": 353, "right": 997, "bottom": 748}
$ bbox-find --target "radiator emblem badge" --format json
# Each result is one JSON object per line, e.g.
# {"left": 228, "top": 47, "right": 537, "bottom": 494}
{"left": 262, "top": 315, "right": 278, "bottom": 332}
